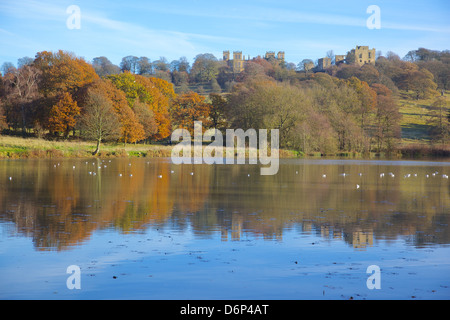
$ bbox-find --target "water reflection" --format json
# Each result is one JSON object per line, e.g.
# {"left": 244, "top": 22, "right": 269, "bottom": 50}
{"left": 0, "top": 158, "right": 449, "bottom": 251}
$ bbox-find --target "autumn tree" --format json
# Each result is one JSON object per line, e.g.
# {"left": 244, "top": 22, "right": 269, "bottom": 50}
{"left": 371, "top": 84, "right": 401, "bottom": 151}
{"left": 428, "top": 96, "right": 450, "bottom": 145}
{"left": 171, "top": 92, "right": 212, "bottom": 134}
{"left": 190, "top": 53, "right": 220, "bottom": 84}
{"left": 0, "top": 104, "right": 7, "bottom": 132}
{"left": 133, "top": 75, "right": 174, "bottom": 140}
{"left": 48, "top": 92, "right": 80, "bottom": 138}
{"left": 409, "top": 68, "right": 438, "bottom": 100}
{"left": 78, "top": 78, "right": 145, "bottom": 144}
{"left": 92, "top": 56, "right": 121, "bottom": 77}
{"left": 133, "top": 100, "right": 158, "bottom": 141}
{"left": 208, "top": 93, "right": 228, "bottom": 130}
{"left": 346, "top": 77, "right": 377, "bottom": 137}
{"left": 78, "top": 91, "right": 121, "bottom": 155}
{"left": 106, "top": 72, "right": 150, "bottom": 106}
{"left": 34, "top": 50, "right": 99, "bottom": 97}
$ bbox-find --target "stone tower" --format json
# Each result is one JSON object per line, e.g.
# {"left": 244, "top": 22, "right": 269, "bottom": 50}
{"left": 232, "top": 51, "right": 244, "bottom": 73}
{"left": 317, "top": 57, "right": 331, "bottom": 71}
{"left": 223, "top": 50, "right": 230, "bottom": 62}
{"left": 350, "top": 46, "right": 376, "bottom": 66}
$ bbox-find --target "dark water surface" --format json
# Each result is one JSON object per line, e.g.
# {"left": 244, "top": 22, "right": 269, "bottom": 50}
{"left": 0, "top": 157, "right": 449, "bottom": 299}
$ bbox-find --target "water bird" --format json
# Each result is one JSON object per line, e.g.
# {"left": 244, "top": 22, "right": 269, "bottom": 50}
{"left": 89, "top": 172, "right": 92, "bottom": 175}
{"left": 119, "top": 174, "right": 122, "bottom": 177}
{"left": 322, "top": 174, "right": 326, "bottom": 178}
{"left": 356, "top": 184, "right": 360, "bottom": 189}
{"left": 358, "top": 173, "right": 362, "bottom": 176}
{"left": 443, "top": 174, "right": 449, "bottom": 179}
{"left": 130, "top": 174, "right": 133, "bottom": 177}
{"left": 248, "top": 174, "right": 250, "bottom": 177}
{"left": 73, "top": 166, "right": 76, "bottom": 169}
{"left": 190, "top": 172, "right": 194, "bottom": 176}
{"left": 158, "top": 175, "right": 162, "bottom": 178}
{"left": 9, "top": 177, "right": 12, "bottom": 181}
{"left": 340, "top": 173, "right": 348, "bottom": 177}
{"left": 171, "top": 170, "right": 174, "bottom": 173}
{"left": 426, "top": 174, "right": 429, "bottom": 178}
{"left": 380, "top": 173, "right": 385, "bottom": 178}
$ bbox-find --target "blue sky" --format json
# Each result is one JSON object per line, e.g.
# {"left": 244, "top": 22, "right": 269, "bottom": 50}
{"left": 1, "top": 0, "right": 449, "bottom": 67}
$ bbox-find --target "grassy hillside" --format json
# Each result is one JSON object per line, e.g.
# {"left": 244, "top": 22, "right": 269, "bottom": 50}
{"left": 398, "top": 90, "right": 449, "bottom": 144}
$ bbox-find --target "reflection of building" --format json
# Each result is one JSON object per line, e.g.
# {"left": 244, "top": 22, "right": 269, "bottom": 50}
{"left": 352, "top": 230, "right": 373, "bottom": 250}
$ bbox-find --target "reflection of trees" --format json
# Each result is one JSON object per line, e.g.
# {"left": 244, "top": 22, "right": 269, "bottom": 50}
{"left": 0, "top": 159, "right": 449, "bottom": 251}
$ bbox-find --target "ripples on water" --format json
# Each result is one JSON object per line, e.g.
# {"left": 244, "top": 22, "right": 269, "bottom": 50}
{"left": 0, "top": 158, "right": 449, "bottom": 299}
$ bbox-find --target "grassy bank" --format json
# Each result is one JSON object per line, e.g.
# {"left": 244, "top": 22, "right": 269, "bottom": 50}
{"left": 0, "top": 135, "right": 300, "bottom": 160}
{"left": 0, "top": 136, "right": 174, "bottom": 159}
{"left": 2, "top": 88, "right": 449, "bottom": 161}
{"left": 1, "top": 135, "right": 449, "bottom": 160}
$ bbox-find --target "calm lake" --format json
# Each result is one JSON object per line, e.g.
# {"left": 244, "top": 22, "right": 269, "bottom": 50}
{"left": 0, "top": 157, "right": 449, "bottom": 300}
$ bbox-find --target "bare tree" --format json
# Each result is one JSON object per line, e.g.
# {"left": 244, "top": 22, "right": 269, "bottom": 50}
{"left": 79, "top": 91, "right": 121, "bottom": 155}
{"left": 2, "top": 65, "right": 41, "bottom": 134}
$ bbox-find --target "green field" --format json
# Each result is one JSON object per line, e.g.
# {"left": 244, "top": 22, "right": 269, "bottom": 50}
{"left": 398, "top": 90, "right": 450, "bottom": 144}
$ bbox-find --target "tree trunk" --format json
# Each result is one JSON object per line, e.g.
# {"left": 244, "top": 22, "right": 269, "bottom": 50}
{"left": 93, "top": 139, "right": 101, "bottom": 156}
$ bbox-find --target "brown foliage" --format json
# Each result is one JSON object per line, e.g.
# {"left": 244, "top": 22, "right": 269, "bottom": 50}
{"left": 47, "top": 92, "right": 80, "bottom": 137}
{"left": 171, "top": 91, "right": 212, "bottom": 134}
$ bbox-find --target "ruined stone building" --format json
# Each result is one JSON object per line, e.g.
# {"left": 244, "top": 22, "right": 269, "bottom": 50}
{"left": 350, "top": 45, "right": 376, "bottom": 66}
{"left": 315, "top": 45, "right": 376, "bottom": 71}
{"left": 335, "top": 55, "right": 346, "bottom": 65}
{"left": 223, "top": 50, "right": 285, "bottom": 73}
{"left": 317, "top": 57, "right": 331, "bottom": 71}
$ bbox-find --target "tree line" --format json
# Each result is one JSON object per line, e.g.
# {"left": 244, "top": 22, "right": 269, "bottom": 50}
{"left": 0, "top": 47, "right": 449, "bottom": 155}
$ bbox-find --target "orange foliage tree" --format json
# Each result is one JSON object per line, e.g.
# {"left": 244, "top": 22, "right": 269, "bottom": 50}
{"left": 171, "top": 91, "right": 212, "bottom": 134}
{"left": 134, "top": 75, "right": 174, "bottom": 140}
{"left": 34, "top": 50, "right": 99, "bottom": 96}
{"left": 78, "top": 79, "right": 145, "bottom": 144}
{"left": 48, "top": 92, "right": 80, "bottom": 137}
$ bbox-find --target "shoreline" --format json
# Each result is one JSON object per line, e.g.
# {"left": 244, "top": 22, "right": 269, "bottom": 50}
{"left": 1, "top": 135, "right": 449, "bottom": 160}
